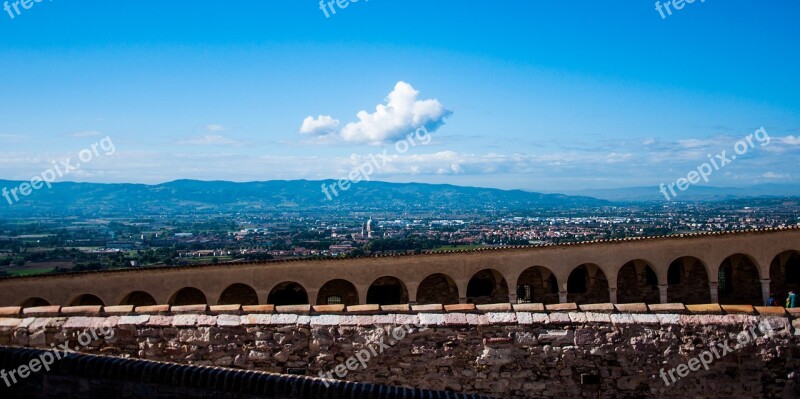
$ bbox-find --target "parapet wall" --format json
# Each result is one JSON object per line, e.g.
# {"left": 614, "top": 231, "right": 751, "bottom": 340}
{"left": 1, "top": 302, "right": 800, "bottom": 398}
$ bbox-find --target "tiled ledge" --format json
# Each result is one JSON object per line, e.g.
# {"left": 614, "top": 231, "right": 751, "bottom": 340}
{"left": 0, "top": 303, "right": 794, "bottom": 319}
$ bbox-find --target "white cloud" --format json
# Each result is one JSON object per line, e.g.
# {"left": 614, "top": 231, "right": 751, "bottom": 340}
{"left": 177, "top": 134, "right": 241, "bottom": 146}
{"left": 299, "top": 115, "right": 340, "bottom": 136}
{"left": 299, "top": 81, "right": 450, "bottom": 145}
{"left": 206, "top": 124, "right": 227, "bottom": 132}
{"left": 69, "top": 131, "right": 102, "bottom": 138}
{"left": 780, "top": 135, "right": 800, "bottom": 145}
{"left": 762, "top": 172, "right": 790, "bottom": 179}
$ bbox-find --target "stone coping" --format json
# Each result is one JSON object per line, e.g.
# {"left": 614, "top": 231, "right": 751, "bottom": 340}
{"left": 0, "top": 303, "right": 794, "bottom": 318}
{"left": 0, "top": 310, "right": 793, "bottom": 330}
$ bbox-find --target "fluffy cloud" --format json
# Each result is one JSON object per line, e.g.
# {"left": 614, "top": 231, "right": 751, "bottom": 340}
{"left": 299, "top": 81, "right": 450, "bottom": 144}
{"left": 780, "top": 135, "right": 800, "bottom": 145}
{"left": 299, "top": 115, "right": 340, "bottom": 136}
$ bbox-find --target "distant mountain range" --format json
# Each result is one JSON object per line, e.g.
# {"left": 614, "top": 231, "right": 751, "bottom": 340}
{"left": 1, "top": 179, "right": 798, "bottom": 217}
{"left": 0, "top": 179, "right": 607, "bottom": 217}
{"left": 560, "top": 183, "right": 800, "bottom": 202}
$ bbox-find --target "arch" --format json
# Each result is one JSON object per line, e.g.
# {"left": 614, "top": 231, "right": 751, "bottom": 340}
{"left": 367, "top": 276, "right": 409, "bottom": 305}
{"left": 120, "top": 291, "right": 157, "bottom": 307}
{"left": 616, "top": 260, "right": 659, "bottom": 304}
{"left": 667, "top": 256, "right": 710, "bottom": 304}
{"left": 467, "top": 269, "right": 509, "bottom": 304}
{"left": 68, "top": 294, "right": 105, "bottom": 307}
{"left": 770, "top": 250, "right": 800, "bottom": 305}
{"left": 317, "top": 279, "right": 359, "bottom": 306}
{"left": 218, "top": 283, "right": 259, "bottom": 305}
{"left": 566, "top": 264, "right": 609, "bottom": 304}
{"left": 417, "top": 273, "right": 459, "bottom": 305}
{"left": 19, "top": 297, "right": 50, "bottom": 308}
{"left": 168, "top": 287, "right": 208, "bottom": 306}
{"left": 516, "top": 266, "right": 559, "bottom": 304}
{"left": 267, "top": 282, "right": 309, "bottom": 306}
{"left": 717, "top": 254, "right": 761, "bottom": 305}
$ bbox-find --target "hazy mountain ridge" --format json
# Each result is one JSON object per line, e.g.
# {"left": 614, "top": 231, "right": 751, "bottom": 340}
{"left": 0, "top": 179, "right": 608, "bottom": 217}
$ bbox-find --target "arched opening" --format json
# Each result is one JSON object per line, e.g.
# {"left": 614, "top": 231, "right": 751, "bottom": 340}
{"left": 267, "top": 282, "right": 309, "bottom": 306}
{"left": 516, "top": 266, "right": 559, "bottom": 304}
{"left": 566, "top": 264, "right": 609, "bottom": 304}
{"left": 417, "top": 273, "right": 459, "bottom": 305}
{"left": 367, "top": 276, "right": 409, "bottom": 305}
{"left": 218, "top": 283, "right": 259, "bottom": 305}
{"left": 19, "top": 297, "right": 50, "bottom": 308}
{"left": 466, "top": 269, "right": 509, "bottom": 304}
{"left": 120, "top": 291, "right": 157, "bottom": 307}
{"left": 169, "top": 287, "right": 208, "bottom": 306}
{"left": 717, "top": 254, "right": 761, "bottom": 305}
{"left": 770, "top": 250, "right": 800, "bottom": 305}
{"left": 68, "top": 294, "right": 105, "bottom": 307}
{"left": 616, "top": 260, "right": 659, "bottom": 304}
{"left": 317, "top": 279, "right": 359, "bottom": 306}
{"left": 667, "top": 256, "right": 710, "bottom": 304}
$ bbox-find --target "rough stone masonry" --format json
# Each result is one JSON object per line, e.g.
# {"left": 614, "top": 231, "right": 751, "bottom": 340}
{"left": 0, "top": 302, "right": 799, "bottom": 398}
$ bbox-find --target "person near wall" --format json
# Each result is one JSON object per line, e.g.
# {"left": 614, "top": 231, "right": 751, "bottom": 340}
{"left": 766, "top": 293, "right": 778, "bottom": 306}
{"left": 786, "top": 290, "right": 797, "bottom": 308}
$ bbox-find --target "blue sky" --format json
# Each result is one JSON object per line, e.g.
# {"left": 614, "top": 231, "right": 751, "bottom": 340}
{"left": 0, "top": 0, "right": 798, "bottom": 191}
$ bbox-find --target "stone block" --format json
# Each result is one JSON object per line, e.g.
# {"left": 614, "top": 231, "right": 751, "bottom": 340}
{"left": 209, "top": 305, "right": 241, "bottom": 313}
{"left": 0, "top": 307, "right": 22, "bottom": 317}
{"left": 568, "top": 312, "right": 587, "bottom": 323}
{"left": 579, "top": 303, "right": 614, "bottom": 312}
{"left": 382, "top": 304, "right": 411, "bottom": 312}
{"left": 656, "top": 314, "right": 681, "bottom": 325}
{"left": 347, "top": 304, "right": 381, "bottom": 313}
{"left": 146, "top": 316, "right": 173, "bottom": 327}
{"left": 685, "top": 304, "right": 723, "bottom": 314}
{"left": 172, "top": 305, "right": 208, "bottom": 313}
{"left": 648, "top": 303, "right": 686, "bottom": 313}
{"left": 537, "top": 329, "right": 574, "bottom": 346}
{"left": 476, "top": 303, "right": 512, "bottom": 312}
{"left": 197, "top": 315, "right": 218, "bottom": 326}
{"left": 721, "top": 305, "right": 756, "bottom": 314}
{"left": 339, "top": 315, "right": 358, "bottom": 325}
{"left": 313, "top": 304, "right": 345, "bottom": 313}
{"left": 487, "top": 312, "right": 517, "bottom": 324}
{"left": 444, "top": 313, "right": 468, "bottom": 325}
{"left": 22, "top": 306, "right": 61, "bottom": 316}
{"left": 241, "top": 305, "right": 274, "bottom": 313}
{"left": 393, "top": 314, "right": 420, "bottom": 325}
{"left": 411, "top": 304, "right": 442, "bottom": 312}
{"left": 372, "top": 314, "right": 394, "bottom": 324}
{"left": 754, "top": 306, "right": 787, "bottom": 316}
{"left": 215, "top": 314, "right": 241, "bottom": 327}
{"left": 104, "top": 305, "right": 135, "bottom": 315}
{"left": 172, "top": 314, "right": 198, "bottom": 327}
{"left": 546, "top": 303, "right": 578, "bottom": 312}
{"left": 615, "top": 303, "right": 648, "bottom": 313}
{"left": 444, "top": 304, "right": 476, "bottom": 312}
{"left": 610, "top": 313, "right": 635, "bottom": 325}
{"left": 135, "top": 305, "right": 170, "bottom": 314}
{"left": 242, "top": 314, "right": 273, "bottom": 325}
{"left": 64, "top": 317, "right": 107, "bottom": 329}
{"left": 118, "top": 315, "right": 150, "bottom": 326}
{"left": 271, "top": 314, "right": 299, "bottom": 324}
{"left": 61, "top": 306, "right": 103, "bottom": 316}
{"left": 418, "top": 313, "right": 446, "bottom": 326}
{"left": 584, "top": 312, "right": 611, "bottom": 323}
{"left": 631, "top": 313, "right": 659, "bottom": 325}
{"left": 512, "top": 303, "right": 545, "bottom": 312}
{"left": 548, "top": 313, "right": 571, "bottom": 324}
{"left": 310, "top": 315, "right": 341, "bottom": 325}
{"left": 276, "top": 305, "right": 310, "bottom": 313}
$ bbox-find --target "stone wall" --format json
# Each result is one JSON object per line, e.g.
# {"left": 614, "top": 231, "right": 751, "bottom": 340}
{"left": 1, "top": 303, "right": 799, "bottom": 398}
